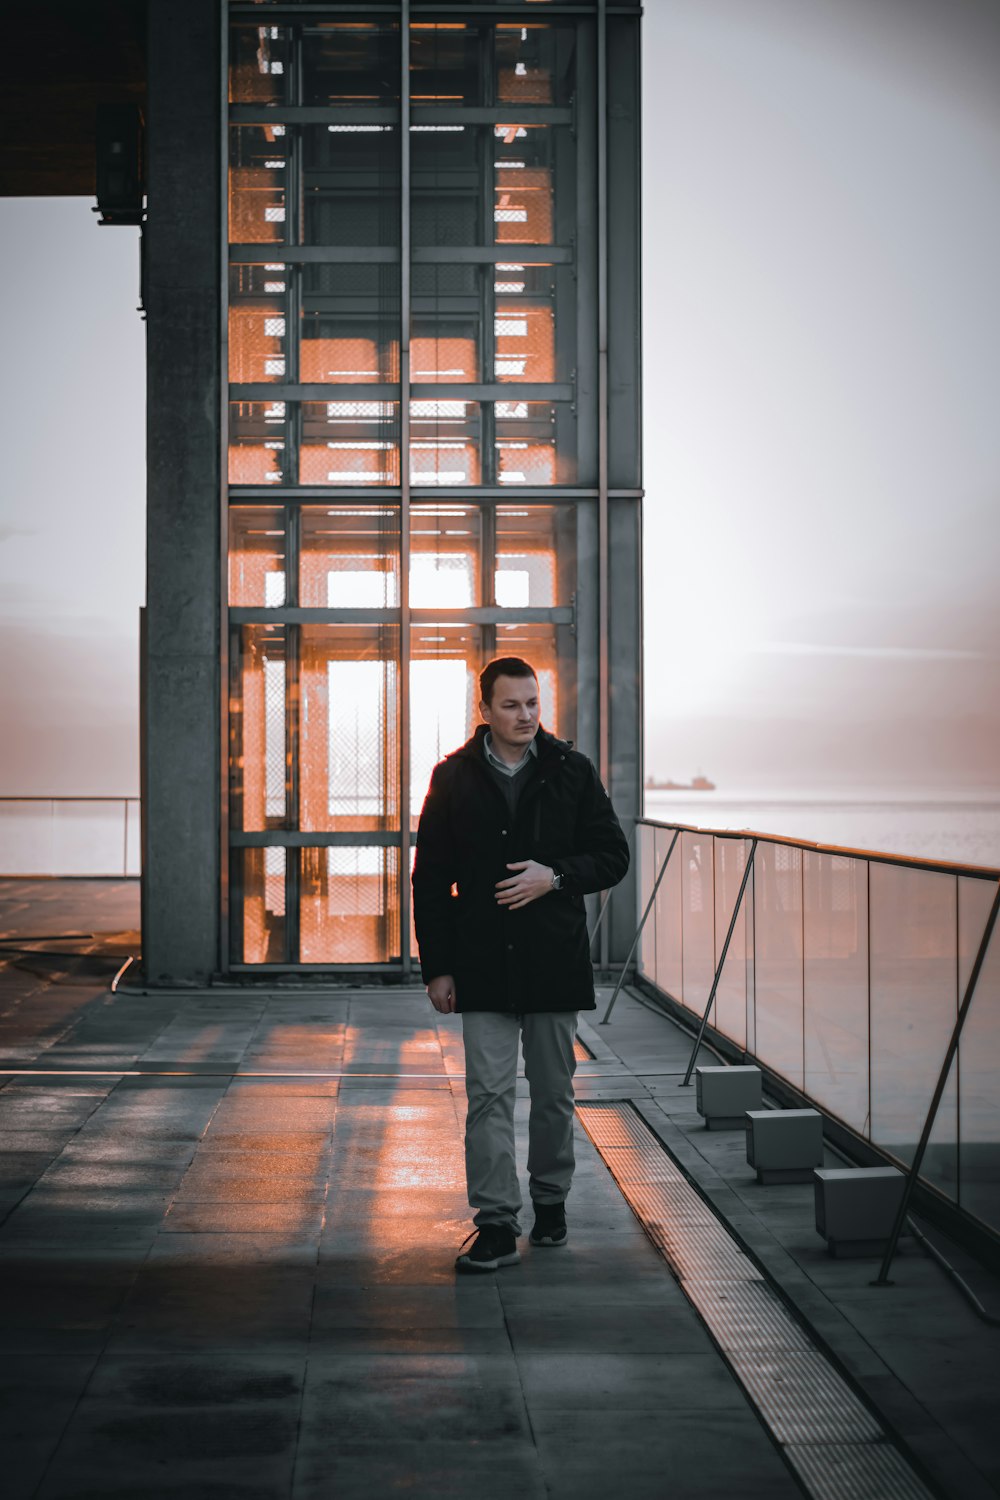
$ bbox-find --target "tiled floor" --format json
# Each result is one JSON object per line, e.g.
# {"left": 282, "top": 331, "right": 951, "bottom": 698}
{"left": 1, "top": 880, "right": 998, "bottom": 1499}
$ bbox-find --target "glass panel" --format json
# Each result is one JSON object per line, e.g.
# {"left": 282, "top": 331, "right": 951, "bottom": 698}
{"left": 496, "top": 503, "right": 569, "bottom": 603}
{"left": 636, "top": 823, "right": 655, "bottom": 982}
{"left": 229, "top": 22, "right": 292, "bottom": 106}
{"left": 229, "top": 507, "right": 287, "bottom": 606}
{"left": 412, "top": 263, "right": 570, "bottom": 387}
{"left": 302, "top": 21, "right": 400, "bottom": 107}
{"left": 410, "top": 24, "right": 481, "bottom": 106}
{"left": 410, "top": 402, "right": 482, "bottom": 486}
{"left": 228, "top": 288, "right": 287, "bottom": 383}
{"left": 958, "top": 877, "right": 1000, "bottom": 1231}
{"left": 301, "top": 400, "right": 401, "bottom": 486}
{"left": 300, "top": 506, "right": 399, "bottom": 608}
{"left": 411, "top": 507, "right": 481, "bottom": 606}
{"left": 654, "top": 826, "right": 683, "bottom": 1001}
{"left": 229, "top": 399, "right": 288, "bottom": 485}
{"left": 802, "top": 852, "right": 870, "bottom": 1133}
{"left": 680, "top": 831, "right": 714, "bottom": 1014}
{"left": 714, "top": 837, "right": 749, "bottom": 1049}
{"left": 303, "top": 125, "right": 401, "bottom": 247}
{"left": 410, "top": 125, "right": 573, "bottom": 247}
{"left": 870, "top": 864, "right": 958, "bottom": 1196}
{"left": 408, "top": 22, "right": 575, "bottom": 109}
{"left": 300, "top": 845, "right": 401, "bottom": 964}
{"left": 229, "top": 125, "right": 288, "bottom": 244}
{"left": 409, "top": 622, "right": 572, "bottom": 823}
{"left": 753, "top": 842, "right": 804, "bottom": 1088}
{"left": 299, "top": 624, "right": 400, "bottom": 834}
{"left": 230, "top": 624, "right": 288, "bottom": 832}
{"left": 497, "top": 400, "right": 571, "bottom": 483}
{"left": 495, "top": 22, "right": 575, "bottom": 106}
{"left": 301, "top": 263, "right": 401, "bottom": 382}
{"left": 239, "top": 846, "right": 287, "bottom": 964}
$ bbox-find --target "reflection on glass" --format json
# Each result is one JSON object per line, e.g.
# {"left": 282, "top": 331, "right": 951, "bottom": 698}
{"left": 714, "top": 837, "right": 749, "bottom": 1048}
{"left": 240, "top": 846, "right": 286, "bottom": 965}
{"left": 303, "top": 125, "right": 401, "bottom": 247}
{"left": 300, "top": 401, "right": 401, "bottom": 486}
{"left": 653, "top": 825, "right": 683, "bottom": 1001}
{"left": 803, "top": 853, "right": 869, "bottom": 1133}
{"left": 958, "top": 876, "right": 1000, "bottom": 1228}
{"left": 229, "top": 23, "right": 292, "bottom": 106}
{"left": 753, "top": 842, "right": 804, "bottom": 1088}
{"left": 229, "top": 508, "right": 286, "bottom": 606}
{"left": 411, "top": 508, "right": 480, "bottom": 607}
{"left": 870, "top": 864, "right": 957, "bottom": 1194}
{"left": 410, "top": 125, "right": 572, "bottom": 248}
{"left": 408, "top": 22, "right": 575, "bottom": 109}
{"left": 230, "top": 625, "right": 287, "bottom": 832}
{"left": 410, "top": 403, "right": 481, "bottom": 486}
{"left": 300, "top": 845, "right": 401, "bottom": 964}
{"left": 302, "top": 21, "right": 400, "bottom": 107}
{"left": 229, "top": 400, "right": 287, "bottom": 485}
{"left": 229, "top": 296, "right": 286, "bottom": 383}
{"left": 229, "top": 126, "right": 288, "bottom": 244}
{"left": 680, "top": 832, "right": 715, "bottom": 1014}
{"left": 299, "top": 625, "right": 400, "bottom": 833}
{"left": 300, "top": 507, "right": 399, "bottom": 608}
{"left": 301, "top": 262, "right": 401, "bottom": 382}
{"left": 409, "top": 623, "right": 568, "bottom": 821}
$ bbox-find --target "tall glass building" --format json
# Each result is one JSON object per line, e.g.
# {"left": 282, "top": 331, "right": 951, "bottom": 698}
{"left": 141, "top": 0, "right": 641, "bottom": 984}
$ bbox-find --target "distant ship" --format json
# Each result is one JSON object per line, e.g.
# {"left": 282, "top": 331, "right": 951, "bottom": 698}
{"left": 645, "top": 774, "right": 716, "bottom": 791}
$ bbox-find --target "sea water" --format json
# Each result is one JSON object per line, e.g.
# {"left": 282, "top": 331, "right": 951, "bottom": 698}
{"left": 643, "top": 789, "right": 1000, "bottom": 871}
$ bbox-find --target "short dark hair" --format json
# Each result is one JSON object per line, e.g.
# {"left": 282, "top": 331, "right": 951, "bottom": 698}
{"left": 479, "top": 656, "right": 538, "bottom": 706}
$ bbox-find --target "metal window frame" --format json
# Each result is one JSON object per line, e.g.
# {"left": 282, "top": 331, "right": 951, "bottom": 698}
{"left": 222, "top": 0, "right": 630, "bottom": 974}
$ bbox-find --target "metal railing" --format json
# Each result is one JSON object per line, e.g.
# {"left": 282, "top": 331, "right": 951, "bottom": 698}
{"left": 624, "top": 816, "right": 1000, "bottom": 1256}
{"left": 0, "top": 797, "right": 140, "bottom": 878}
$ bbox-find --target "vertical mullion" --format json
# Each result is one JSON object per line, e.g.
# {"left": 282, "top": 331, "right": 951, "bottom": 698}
{"left": 220, "top": 3, "right": 231, "bottom": 976}
{"left": 597, "top": 0, "right": 610, "bottom": 970}
{"left": 399, "top": 0, "right": 412, "bottom": 976}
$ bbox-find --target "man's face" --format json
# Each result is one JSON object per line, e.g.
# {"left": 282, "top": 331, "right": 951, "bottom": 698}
{"left": 481, "top": 674, "right": 540, "bottom": 752}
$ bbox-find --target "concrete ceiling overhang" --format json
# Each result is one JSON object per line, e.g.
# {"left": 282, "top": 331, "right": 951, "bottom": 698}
{"left": 0, "top": 1, "right": 146, "bottom": 196}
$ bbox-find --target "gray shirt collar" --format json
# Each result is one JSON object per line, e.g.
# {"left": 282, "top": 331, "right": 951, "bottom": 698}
{"left": 483, "top": 730, "right": 538, "bottom": 777}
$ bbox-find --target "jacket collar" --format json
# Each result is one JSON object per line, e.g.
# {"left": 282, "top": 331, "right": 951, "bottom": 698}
{"left": 453, "top": 723, "right": 569, "bottom": 767}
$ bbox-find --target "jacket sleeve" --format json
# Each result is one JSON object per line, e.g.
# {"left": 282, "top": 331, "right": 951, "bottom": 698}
{"left": 556, "top": 759, "right": 630, "bottom": 896}
{"left": 411, "top": 762, "right": 459, "bottom": 983}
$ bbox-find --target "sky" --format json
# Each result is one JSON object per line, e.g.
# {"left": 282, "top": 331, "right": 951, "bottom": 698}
{"left": 0, "top": 0, "right": 998, "bottom": 798}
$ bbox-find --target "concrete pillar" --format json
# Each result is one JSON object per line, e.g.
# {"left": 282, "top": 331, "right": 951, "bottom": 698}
{"left": 141, "top": 0, "right": 222, "bottom": 984}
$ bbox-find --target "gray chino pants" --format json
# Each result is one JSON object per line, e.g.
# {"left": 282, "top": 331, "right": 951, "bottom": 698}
{"left": 461, "top": 1009, "right": 578, "bottom": 1235}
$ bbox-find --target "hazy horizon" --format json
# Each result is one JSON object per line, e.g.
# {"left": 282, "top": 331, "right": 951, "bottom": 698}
{"left": 1, "top": 0, "right": 998, "bottom": 806}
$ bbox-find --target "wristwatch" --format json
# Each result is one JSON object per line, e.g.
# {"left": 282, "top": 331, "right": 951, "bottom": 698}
{"left": 550, "top": 867, "right": 563, "bottom": 891}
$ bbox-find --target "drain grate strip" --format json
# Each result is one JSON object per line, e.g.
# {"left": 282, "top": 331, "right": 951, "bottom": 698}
{"left": 577, "top": 1101, "right": 937, "bottom": 1500}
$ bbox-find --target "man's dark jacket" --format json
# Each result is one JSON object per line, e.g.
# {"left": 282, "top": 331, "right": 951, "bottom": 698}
{"left": 412, "top": 724, "right": 630, "bottom": 1013}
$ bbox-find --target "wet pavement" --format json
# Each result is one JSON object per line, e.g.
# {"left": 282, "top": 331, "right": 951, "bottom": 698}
{"left": 1, "top": 879, "right": 998, "bottom": 1499}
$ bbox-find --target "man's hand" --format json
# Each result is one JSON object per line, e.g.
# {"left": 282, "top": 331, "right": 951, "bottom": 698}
{"left": 495, "top": 860, "right": 555, "bottom": 910}
{"left": 427, "top": 974, "right": 457, "bottom": 1014}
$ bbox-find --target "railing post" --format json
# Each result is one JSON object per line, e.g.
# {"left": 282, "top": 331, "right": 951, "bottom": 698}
{"left": 680, "top": 838, "right": 757, "bottom": 1086}
{"left": 599, "top": 828, "right": 679, "bottom": 1024}
{"left": 872, "top": 877, "right": 1000, "bottom": 1286}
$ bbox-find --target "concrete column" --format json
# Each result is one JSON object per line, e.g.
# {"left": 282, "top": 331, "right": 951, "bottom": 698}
{"left": 141, "top": 0, "right": 222, "bottom": 984}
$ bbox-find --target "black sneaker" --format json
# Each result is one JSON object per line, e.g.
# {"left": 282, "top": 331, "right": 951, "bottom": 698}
{"left": 455, "top": 1224, "right": 521, "bottom": 1274}
{"left": 529, "top": 1201, "right": 567, "bottom": 1247}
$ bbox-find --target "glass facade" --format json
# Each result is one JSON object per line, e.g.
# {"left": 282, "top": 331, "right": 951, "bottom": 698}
{"left": 224, "top": 6, "right": 639, "bottom": 968}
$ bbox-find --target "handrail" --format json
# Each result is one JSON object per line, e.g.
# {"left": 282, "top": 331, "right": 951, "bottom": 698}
{"left": 636, "top": 815, "right": 1000, "bottom": 882}
{"left": 628, "top": 811, "right": 1000, "bottom": 1262}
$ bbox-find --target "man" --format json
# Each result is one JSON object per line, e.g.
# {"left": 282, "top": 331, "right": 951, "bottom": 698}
{"left": 412, "top": 656, "right": 630, "bottom": 1273}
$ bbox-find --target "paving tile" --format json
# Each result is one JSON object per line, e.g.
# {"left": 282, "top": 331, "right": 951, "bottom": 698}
{"left": 162, "top": 1201, "right": 325, "bottom": 1236}
{"left": 292, "top": 1441, "right": 545, "bottom": 1500}
{"left": 295, "top": 1352, "right": 530, "bottom": 1447}
{"left": 516, "top": 1352, "right": 756, "bottom": 1412}
{"left": 531, "top": 1408, "right": 802, "bottom": 1500}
